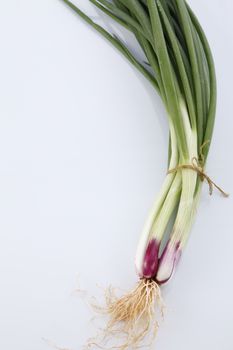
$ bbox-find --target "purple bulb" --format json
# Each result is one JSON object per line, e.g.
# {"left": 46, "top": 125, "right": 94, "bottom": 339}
{"left": 142, "top": 239, "right": 160, "bottom": 279}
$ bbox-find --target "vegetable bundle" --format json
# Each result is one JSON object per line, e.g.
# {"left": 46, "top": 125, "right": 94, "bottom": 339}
{"left": 60, "top": 0, "right": 227, "bottom": 348}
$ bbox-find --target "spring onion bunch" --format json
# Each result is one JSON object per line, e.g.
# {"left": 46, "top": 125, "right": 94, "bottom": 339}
{"left": 60, "top": 0, "right": 227, "bottom": 348}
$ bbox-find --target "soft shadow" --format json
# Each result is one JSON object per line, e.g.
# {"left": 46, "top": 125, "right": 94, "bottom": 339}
{"left": 87, "top": 6, "right": 168, "bottom": 156}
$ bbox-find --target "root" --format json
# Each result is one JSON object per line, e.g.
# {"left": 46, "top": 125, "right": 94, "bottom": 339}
{"left": 86, "top": 279, "right": 164, "bottom": 349}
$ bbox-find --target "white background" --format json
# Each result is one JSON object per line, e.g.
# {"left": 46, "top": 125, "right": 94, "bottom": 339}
{"left": 0, "top": 1, "right": 232, "bottom": 349}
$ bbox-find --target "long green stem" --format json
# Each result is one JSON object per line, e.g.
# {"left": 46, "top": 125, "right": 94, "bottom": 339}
{"left": 60, "top": 0, "right": 218, "bottom": 284}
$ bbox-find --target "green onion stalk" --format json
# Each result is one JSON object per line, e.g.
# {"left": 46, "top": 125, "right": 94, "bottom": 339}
{"left": 59, "top": 0, "right": 225, "bottom": 348}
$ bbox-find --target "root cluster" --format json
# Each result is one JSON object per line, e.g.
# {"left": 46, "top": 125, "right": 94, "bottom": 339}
{"left": 87, "top": 279, "right": 164, "bottom": 349}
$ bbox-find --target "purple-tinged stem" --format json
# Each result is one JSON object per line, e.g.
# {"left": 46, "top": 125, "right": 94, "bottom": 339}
{"left": 155, "top": 241, "right": 182, "bottom": 284}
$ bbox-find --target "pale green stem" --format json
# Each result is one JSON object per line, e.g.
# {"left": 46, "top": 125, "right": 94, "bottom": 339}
{"left": 135, "top": 119, "right": 179, "bottom": 274}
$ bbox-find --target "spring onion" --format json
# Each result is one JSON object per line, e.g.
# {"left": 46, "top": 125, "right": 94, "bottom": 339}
{"left": 59, "top": 0, "right": 228, "bottom": 348}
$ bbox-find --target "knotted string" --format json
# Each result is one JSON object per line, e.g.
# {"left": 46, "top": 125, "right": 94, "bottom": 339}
{"left": 168, "top": 142, "right": 229, "bottom": 197}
